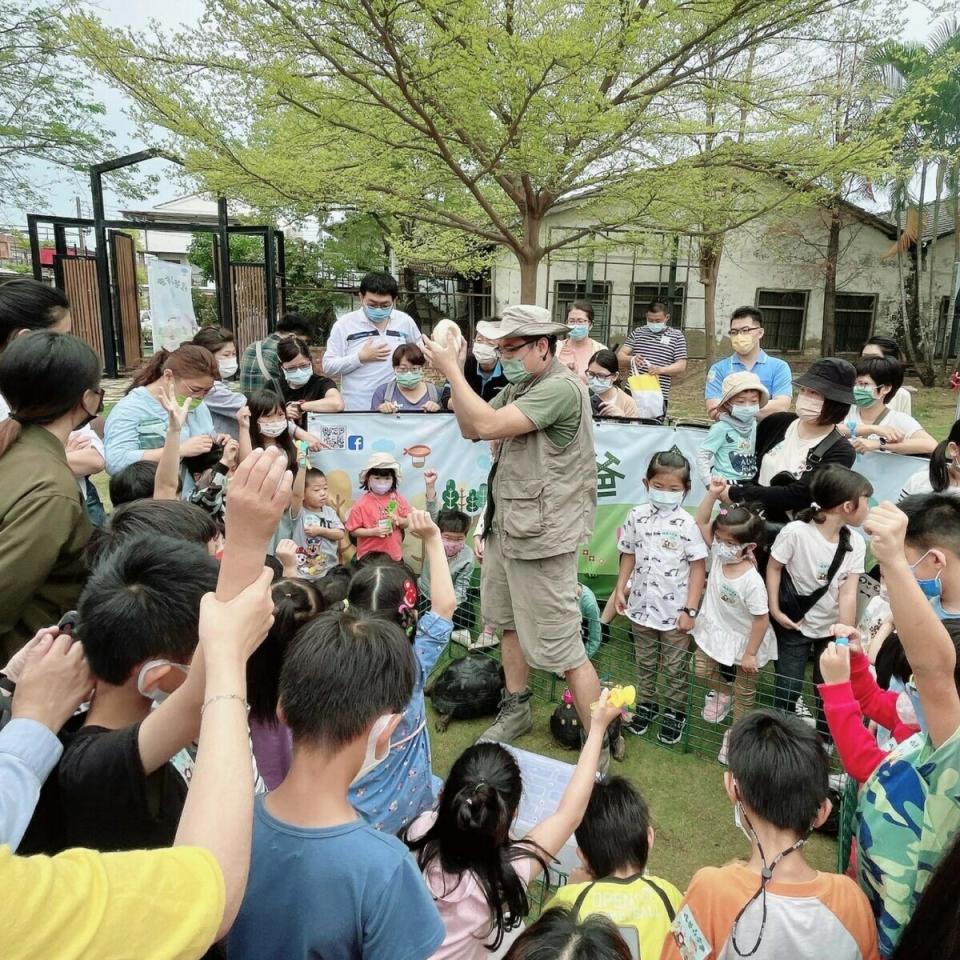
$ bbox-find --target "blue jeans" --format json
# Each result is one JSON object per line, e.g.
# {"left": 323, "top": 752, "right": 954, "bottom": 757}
{"left": 83, "top": 477, "right": 106, "bottom": 527}
{"left": 773, "top": 624, "right": 832, "bottom": 742}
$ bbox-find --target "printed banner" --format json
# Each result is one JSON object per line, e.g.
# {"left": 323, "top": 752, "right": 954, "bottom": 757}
{"left": 146, "top": 258, "right": 198, "bottom": 351}
{"left": 307, "top": 413, "right": 927, "bottom": 579}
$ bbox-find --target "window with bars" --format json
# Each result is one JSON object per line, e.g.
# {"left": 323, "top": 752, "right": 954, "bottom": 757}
{"left": 834, "top": 293, "right": 876, "bottom": 352}
{"left": 630, "top": 283, "right": 685, "bottom": 328}
{"left": 755, "top": 289, "right": 809, "bottom": 351}
{"left": 553, "top": 280, "right": 612, "bottom": 341}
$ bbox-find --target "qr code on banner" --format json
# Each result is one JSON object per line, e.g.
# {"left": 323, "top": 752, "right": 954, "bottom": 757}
{"left": 320, "top": 426, "right": 346, "bottom": 449}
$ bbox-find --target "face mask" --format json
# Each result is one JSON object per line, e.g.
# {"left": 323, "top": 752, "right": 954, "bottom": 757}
{"left": 567, "top": 324, "right": 589, "bottom": 341}
{"left": 910, "top": 550, "right": 942, "bottom": 601}
{"left": 218, "top": 358, "right": 238, "bottom": 379}
{"left": 442, "top": 537, "right": 464, "bottom": 558}
{"left": 647, "top": 487, "right": 684, "bottom": 510}
{"left": 587, "top": 376, "right": 613, "bottom": 395}
{"left": 176, "top": 395, "right": 204, "bottom": 411}
{"left": 713, "top": 541, "right": 744, "bottom": 564}
{"left": 473, "top": 343, "right": 497, "bottom": 364}
{"left": 364, "top": 305, "right": 392, "bottom": 323}
{"left": 258, "top": 419, "right": 287, "bottom": 437}
{"left": 351, "top": 714, "right": 394, "bottom": 785}
{"left": 795, "top": 394, "right": 824, "bottom": 422}
{"left": 733, "top": 800, "right": 754, "bottom": 845}
{"left": 284, "top": 367, "right": 312, "bottom": 387}
{"left": 730, "top": 403, "right": 759, "bottom": 423}
{"left": 137, "top": 659, "right": 189, "bottom": 704}
{"left": 75, "top": 390, "right": 105, "bottom": 430}
{"left": 646, "top": 322, "right": 666, "bottom": 334}
{"left": 395, "top": 371, "right": 424, "bottom": 388}
{"left": 852, "top": 386, "right": 877, "bottom": 408}
{"left": 502, "top": 358, "right": 532, "bottom": 384}
{"left": 368, "top": 476, "right": 394, "bottom": 495}
{"left": 730, "top": 333, "right": 755, "bottom": 354}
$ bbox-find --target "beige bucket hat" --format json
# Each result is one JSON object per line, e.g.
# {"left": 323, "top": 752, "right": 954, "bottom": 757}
{"left": 475, "top": 304, "right": 569, "bottom": 340}
{"left": 718, "top": 371, "right": 769, "bottom": 408}
{"left": 359, "top": 451, "right": 403, "bottom": 484}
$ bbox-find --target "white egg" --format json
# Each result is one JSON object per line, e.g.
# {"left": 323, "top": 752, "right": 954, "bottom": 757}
{"left": 431, "top": 318, "right": 464, "bottom": 351}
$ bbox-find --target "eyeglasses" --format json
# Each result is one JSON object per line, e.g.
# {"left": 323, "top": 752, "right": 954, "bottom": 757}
{"left": 730, "top": 326, "right": 761, "bottom": 335}
{"left": 494, "top": 340, "right": 535, "bottom": 359}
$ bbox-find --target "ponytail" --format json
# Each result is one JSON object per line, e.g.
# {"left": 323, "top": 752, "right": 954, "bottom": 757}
{"left": 929, "top": 419, "right": 960, "bottom": 492}
{"left": 0, "top": 419, "right": 21, "bottom": 459}
{"left": 127, "top": 349, "right": 169, "bottom": 392}
{"left": 126, "top": 344, "right": 218, "bottom": 393}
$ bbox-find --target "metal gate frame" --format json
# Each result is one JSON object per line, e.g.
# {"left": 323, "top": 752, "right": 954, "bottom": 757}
{"left": 27, "top": 149, "right": 286, "bottom": 376}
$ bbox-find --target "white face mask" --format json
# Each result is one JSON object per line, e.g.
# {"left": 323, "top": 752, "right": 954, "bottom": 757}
{"left": 218, "top": 358, "right": 238, "bottom": 379}
{"left": 647, "top": 487, "right": 684, "bottom": 510}
{"left": 473, "top": 343, "right": 497, "bottom": 364}
{"left": 734, "top": 801, "right": 754, "bottom": 845}
{"left": 284, "top": 367, "right": 312, "bottom": 387}
{"left": 351, "top": 714, "right": 394, "bottom": 785}
{"left": 258, "top": 419, "right": 287, "bottom": 437}
{"left": 137, "top": 659, "right": 189, "bottom": 704}
{"left": 712, "top": 540, "right": 743, "bottom": 564}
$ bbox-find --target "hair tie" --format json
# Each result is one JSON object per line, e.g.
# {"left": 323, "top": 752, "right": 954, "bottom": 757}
{"left": 810, "top": 501, "right": 822, "bottom": 511}
{"left": 7, "top": 412, "right": 29, "bottom": 425}
{"left": 341, "top": 598, "right": 350, "bottom": 611}
{"left": 718, "top": 508, "right": 728, "bottom": 516}
{"left": 472, "top": 778, "right": 487, "bottom": 795}
{"left": 398, "top": 580, "right": 417, "bottom": 615}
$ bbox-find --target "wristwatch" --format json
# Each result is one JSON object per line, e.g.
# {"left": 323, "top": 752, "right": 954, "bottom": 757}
{"left": 682, "top": 607, "right": 699, "bottom": 618}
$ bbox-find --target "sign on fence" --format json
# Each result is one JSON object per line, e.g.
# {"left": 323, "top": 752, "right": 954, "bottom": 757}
{"left": 307, "top": 413, "right": 927, "bottom": 578}
{"left": 146, "top": 259, "right": 197, "bottom": 351}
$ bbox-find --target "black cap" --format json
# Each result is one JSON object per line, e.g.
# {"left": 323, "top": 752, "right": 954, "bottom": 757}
{"left": 793, "top": 358, "right": 855, "bottom": 405}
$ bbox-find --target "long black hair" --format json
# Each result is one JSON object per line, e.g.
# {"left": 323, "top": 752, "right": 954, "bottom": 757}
{"left": 404, "top": 742, "right": 549, "bottom": 950}
{"left": 247, "top": 579, "right": 324, "bottom": 725}
{"left": 929, "top": 418, "right": 960, "bottom": 493}
{"left": 796, "top": 465, "right": 872, "bottom": 525}
{"left": 0, "top": 332, "right": 100, "bottom": 459}
{"left": 247, "top": 389, "right": 298, "bottom": 474}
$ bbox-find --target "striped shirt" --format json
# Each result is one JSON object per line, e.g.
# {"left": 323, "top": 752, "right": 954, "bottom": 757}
{"left": 622, "top": 326, "right": 687, "bottom": 402}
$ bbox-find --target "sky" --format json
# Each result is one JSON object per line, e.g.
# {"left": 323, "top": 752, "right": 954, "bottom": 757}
{"left": 4, "top": 0, "right": 943, "bottom": 230}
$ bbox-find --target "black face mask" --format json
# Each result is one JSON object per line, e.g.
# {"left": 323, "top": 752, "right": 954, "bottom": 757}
{"left": 74, "top": 388, "right": 105, "bottom": 431}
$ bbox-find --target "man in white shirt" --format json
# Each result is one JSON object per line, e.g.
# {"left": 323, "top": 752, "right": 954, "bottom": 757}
{"left": 322, "top": 272, "right": 421, "bottom": 410}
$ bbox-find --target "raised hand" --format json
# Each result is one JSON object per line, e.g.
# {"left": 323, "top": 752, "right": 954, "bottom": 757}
{"left": 199, "top": 568, "right": 276, "bottom": 662}
{"left": 407, "top": 508, "right": 440, "bottom": 542}
{"left": 159, "top": 375, "right": 192, "bottom": 432}
{"left": 225, "top": 446, "right": 293, "bottom": 549}
{"left": 863, "top": 502, "right": 909, "bottom": 568}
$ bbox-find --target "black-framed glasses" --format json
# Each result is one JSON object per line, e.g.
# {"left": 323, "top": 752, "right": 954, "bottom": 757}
{"left": 729, "top": 326, "right": 761, "bottom": 335}
{"left": 494, "top": 340, "right": 536, "bottom": 360}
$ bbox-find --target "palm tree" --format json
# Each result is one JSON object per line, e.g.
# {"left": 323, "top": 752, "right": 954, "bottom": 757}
{"left": 869, "top": 17, "right": 960, "bottom": 385}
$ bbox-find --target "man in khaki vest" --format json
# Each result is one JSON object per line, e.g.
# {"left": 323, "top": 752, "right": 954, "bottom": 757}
{"left": 424, "top": 306, "right": 600, "bottom": 746}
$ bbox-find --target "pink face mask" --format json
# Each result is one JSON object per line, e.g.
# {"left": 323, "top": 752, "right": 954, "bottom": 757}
{"left": 441, "top": 537, "right": 463, "bottom": 558}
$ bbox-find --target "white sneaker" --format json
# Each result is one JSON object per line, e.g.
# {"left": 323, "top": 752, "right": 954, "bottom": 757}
{"left": 469, "top": 627, "right": 499, "bottom": 650}
{"left": 451, "top": 629, "right": 472, "bottom": 646}
{"left": 718, "top": 730, "right": 731, "bottom": 765}
{"left": 795, "top": 697, "right": 815, "bottom": 729}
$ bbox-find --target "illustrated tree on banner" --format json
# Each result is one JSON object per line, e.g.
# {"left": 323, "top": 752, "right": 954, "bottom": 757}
{"left": 71, "top": 0, "right": 870, "bottom": 301}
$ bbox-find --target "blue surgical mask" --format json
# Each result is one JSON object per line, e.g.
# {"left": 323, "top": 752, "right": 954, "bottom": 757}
{"left": 587, "top": 376, "right": 613, "bottom": 395}
{"left": 568, "top": 324, "right": 589, "bottom": 341}
{"left": 502, "top": 358, "right": 532, "bottom": 384}
{"left": 647, "top": 487, "right": 684, "bottom": 510}
{"left": 911, "top": 550, "right": 943, "bottom": 601}
{"left": 731, "top": 403, "right": 759, "bottom": 423}
{"left": 364, "top": 305, "right": 392, "bottom": 323}
{"left": 646, "top": 322, "right": 666, "bottom": 334}
{"left": 284, "top": 367, "right": 312, "bottom": 387}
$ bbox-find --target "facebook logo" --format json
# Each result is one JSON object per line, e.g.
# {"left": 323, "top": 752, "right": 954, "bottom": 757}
{"left": 348, "top": 435, "right": 364, "bottom": 451}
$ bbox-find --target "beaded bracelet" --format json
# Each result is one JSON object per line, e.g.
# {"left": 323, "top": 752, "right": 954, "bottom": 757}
{"left": 201, "top": 693, "right": 248, "bottom": 714}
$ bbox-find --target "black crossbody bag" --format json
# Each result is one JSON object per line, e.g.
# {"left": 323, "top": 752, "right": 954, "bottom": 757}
{"left": 778, "top": 526, "right": 851, "bottom": 623}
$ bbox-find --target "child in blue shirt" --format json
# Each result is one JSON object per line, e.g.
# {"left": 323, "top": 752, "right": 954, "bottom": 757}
{"left": 696, "top": 371, "right": 767, "bottom": 487}
{"left": 228, "top": 605, "right": 443, "bottom": 960}
{"left": 348, "top": 509, "right": 454, "bottom": 833}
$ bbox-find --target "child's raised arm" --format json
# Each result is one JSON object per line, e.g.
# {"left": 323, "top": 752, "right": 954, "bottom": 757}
{"left": 524, "top": 692, "right": 620, "bottom": 878}
{"left": 865, "top": 502, "right": 960, "bottom": 748}
{"left": 409, "top": 509, "right": 455, "bottom": 621}
{"left": 153, "top": 381, "right": 192, "bottom": 501}
{"left": 695, "top": 480, "right": 726, "bottom": 547}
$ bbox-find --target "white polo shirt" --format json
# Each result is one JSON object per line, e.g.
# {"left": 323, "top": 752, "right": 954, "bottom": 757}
{"left": 322, "top": 308, "right": 422, "bottom": 410}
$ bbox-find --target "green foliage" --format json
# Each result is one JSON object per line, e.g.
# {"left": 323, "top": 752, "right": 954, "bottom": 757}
{"left": 191, "top": 288, "right": 220, "bottom": 327}
{"left": 70, "top": 0, "right": 880, "bottom": 297}
{"left": 0, "top": 1, "right": 122, "bottom": 213}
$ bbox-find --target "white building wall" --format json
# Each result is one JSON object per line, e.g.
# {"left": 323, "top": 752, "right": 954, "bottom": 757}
{"left": 492, "top": 203, "right": 956, "bottom": 357}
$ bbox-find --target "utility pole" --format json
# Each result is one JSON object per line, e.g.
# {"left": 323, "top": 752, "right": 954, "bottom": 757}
{"left": 76, "top": 197, "right": 86, "bottom": 255}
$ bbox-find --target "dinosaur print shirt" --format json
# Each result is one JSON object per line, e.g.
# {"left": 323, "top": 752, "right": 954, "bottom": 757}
{"left": 617, "top": 502, "right": 708, "bottom": 631}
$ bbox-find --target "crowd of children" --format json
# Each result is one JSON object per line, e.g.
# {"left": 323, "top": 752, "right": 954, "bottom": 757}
{"left": 4, "top": 291, "right": 960, "bottom": 959}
